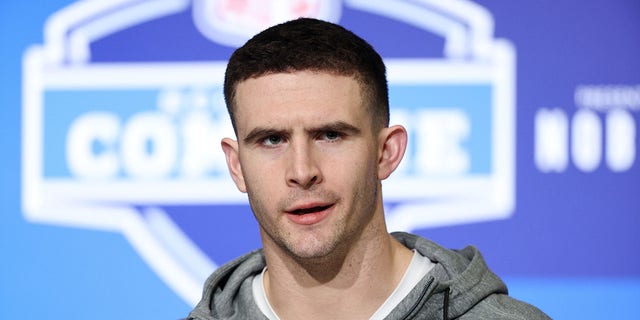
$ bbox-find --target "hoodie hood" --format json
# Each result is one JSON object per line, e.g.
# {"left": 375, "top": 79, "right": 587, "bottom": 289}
{"left": 188, "top": 249, "right": 268, "bottom": 320}
{"left": 390, "top": 232, "right": 508, "bottom": 319}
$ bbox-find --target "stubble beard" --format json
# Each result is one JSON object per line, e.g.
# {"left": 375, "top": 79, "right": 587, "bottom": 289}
{"left": 247, "top": 177, "right": 379, "bottom": 264}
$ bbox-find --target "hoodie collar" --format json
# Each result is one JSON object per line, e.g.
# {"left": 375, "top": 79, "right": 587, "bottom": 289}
{"left": 391, "top": 232, "right": 508, "bottom": 318}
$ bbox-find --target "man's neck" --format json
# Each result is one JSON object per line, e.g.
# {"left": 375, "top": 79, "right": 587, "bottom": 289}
{"left": 262, "top": 228, "right": 413, "bottom": 320}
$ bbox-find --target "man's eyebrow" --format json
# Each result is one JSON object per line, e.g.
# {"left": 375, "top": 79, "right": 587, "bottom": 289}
{"left": 242, "top": 127, "right": 288, "bottom": 144}
{"left": 308, "top": 121, "right": 361, "bottom": 136}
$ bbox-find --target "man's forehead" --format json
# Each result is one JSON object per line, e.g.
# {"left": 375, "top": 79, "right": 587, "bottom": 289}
{"left": 234, "top": 71, "right": 365, "bottom": 115}
{"left": 235, "top": 70, "right": 364, "bottom": 98}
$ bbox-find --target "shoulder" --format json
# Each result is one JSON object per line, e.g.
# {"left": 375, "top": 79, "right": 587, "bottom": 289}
{"left": 391, "top": 232, "right": 551, "bottom": 319}
{"left": 188, "top": 250, "right": 266, "bottom": 320}
{"left": 460, "top": 292, "right": 551, "bottom": 320}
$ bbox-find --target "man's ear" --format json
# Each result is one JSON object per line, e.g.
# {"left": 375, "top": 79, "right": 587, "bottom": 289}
{"left": 221, "top": 137, "right": 247, "bottom": 193}
{"left": 377, "top": 125, "right": 408, "bottom": 180}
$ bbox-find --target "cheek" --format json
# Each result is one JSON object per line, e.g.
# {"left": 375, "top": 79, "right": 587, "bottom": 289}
{"left": 243, "top": 163, "right": 274, "bottom": 190}
{"left": 244, "top": 174, "right": 278, "bottom": 219}
{"left": 241, "top": 156, "right": 284, "bottom": 198}
{"left": 328, "top": 148, "right": 377, "bottom": 183}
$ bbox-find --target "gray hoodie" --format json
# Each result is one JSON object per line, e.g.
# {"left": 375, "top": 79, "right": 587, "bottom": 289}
{"left": 187, "top": 232, "right": 550, "bottom": 319}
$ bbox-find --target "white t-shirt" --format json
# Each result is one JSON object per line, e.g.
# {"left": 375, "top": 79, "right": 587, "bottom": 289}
{"left": 252, "top": 250, "right": 435, "bottom": 320}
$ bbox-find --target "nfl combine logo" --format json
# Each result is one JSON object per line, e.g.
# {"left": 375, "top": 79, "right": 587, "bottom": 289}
{"left": 22, "top": 0, "right": 515, "bottom": 305}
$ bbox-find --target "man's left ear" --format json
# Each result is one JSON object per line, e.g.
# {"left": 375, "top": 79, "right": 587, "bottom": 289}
{"left": 377, "top": 125, "right": 408, "bottom": 180}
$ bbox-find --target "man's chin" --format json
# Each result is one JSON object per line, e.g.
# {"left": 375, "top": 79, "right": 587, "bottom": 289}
{"left": 282, "top": 235, "right": 352, "bottom": 266}
{"left": 274, "top": 232, "right": 332, "bottom": 255}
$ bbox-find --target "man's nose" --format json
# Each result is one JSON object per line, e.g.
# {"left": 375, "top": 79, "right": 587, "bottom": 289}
{"left": 285, "top": 140, "right": 322, "bottom": 189}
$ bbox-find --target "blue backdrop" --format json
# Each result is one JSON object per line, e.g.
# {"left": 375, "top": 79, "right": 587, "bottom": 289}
{"left": 1, "top": 0, "right": 639, "bottom": 319}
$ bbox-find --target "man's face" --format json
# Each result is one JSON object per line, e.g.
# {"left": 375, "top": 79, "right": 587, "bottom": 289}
{"left": 223, "top": 71, "right": 384, "bottom": 260}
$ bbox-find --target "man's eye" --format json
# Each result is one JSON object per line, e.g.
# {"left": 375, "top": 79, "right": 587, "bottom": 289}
{"left": 263, "top": 135, "right": 283, "bottom": 146}
{"left": 323, "top": 131, "right": 341, "bottom": 141}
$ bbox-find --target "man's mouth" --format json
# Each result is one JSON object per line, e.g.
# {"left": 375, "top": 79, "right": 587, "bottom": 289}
{"left": 285, "top": 201, "right": 335, "bottom": 225}
{"left": 289, "top": 204, "right": 333, "bottom": 215}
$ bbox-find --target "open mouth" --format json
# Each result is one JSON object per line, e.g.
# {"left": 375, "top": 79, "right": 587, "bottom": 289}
{"left": 290, "top": 204, "right": 333, "bottom": 215}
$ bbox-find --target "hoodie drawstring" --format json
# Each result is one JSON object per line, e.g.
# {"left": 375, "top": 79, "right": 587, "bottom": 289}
{"left": 443, "top": 287, "right": 450, "bottom": 320}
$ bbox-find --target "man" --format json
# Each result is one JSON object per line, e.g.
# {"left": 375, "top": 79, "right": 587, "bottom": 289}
{"left": 188, "top": 18, "right": 549, "bottom": 320}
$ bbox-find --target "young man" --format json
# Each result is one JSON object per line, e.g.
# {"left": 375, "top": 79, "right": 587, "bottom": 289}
{"left": 188, "top": 18, "right": 549, "bottom": 320}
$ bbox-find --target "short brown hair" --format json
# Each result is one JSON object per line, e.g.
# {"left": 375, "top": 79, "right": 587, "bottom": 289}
{"left": 224, "top": 17, "right": 389, "bottom": 133}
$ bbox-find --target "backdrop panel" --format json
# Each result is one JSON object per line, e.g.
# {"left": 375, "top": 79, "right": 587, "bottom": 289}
{"left": 1, "top": 0, "right": 638, "bottom": 319}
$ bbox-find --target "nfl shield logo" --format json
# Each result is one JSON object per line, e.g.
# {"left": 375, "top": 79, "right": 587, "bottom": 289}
{"left": 193, "top": 0, "right": 342, "bottom": 46}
